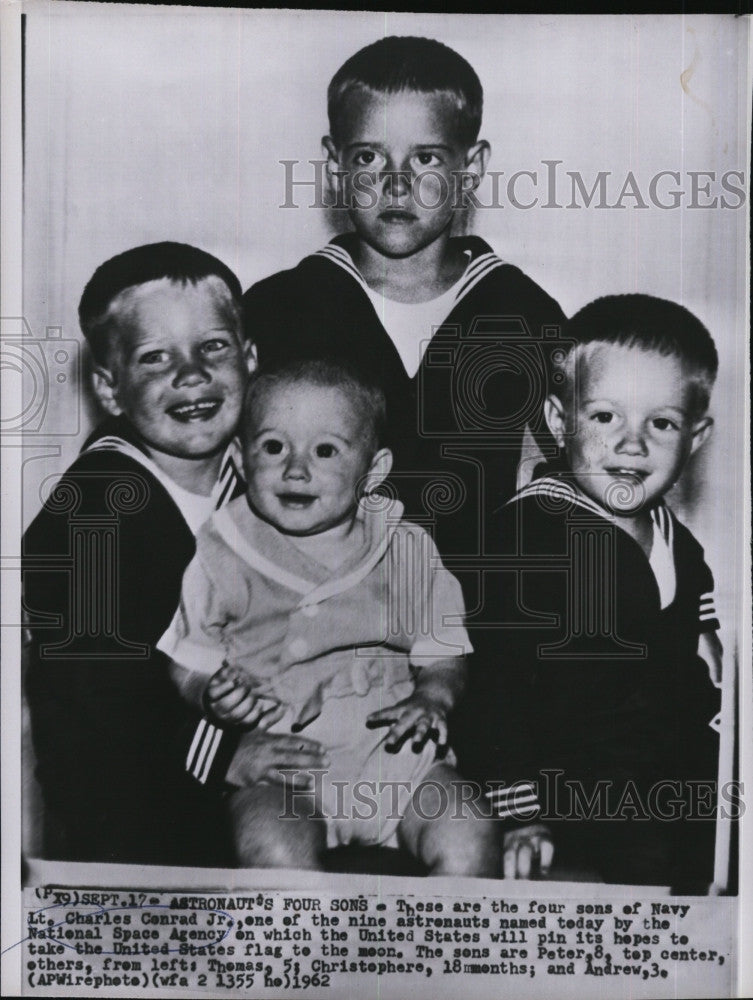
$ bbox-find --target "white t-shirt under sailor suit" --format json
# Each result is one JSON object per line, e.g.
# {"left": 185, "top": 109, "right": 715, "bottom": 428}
{"left": 158, "top": 496, "right": 472, "bottom": 848}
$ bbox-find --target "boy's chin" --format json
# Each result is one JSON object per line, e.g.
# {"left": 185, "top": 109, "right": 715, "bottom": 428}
{"left": 354, "top": 221, "right": 445, "bottom": 260}
{"left": 142, "top": 432, "right": 233, "bottom": 463}
{"left": 600, "top": 478, "right": 649, "bottom": 515}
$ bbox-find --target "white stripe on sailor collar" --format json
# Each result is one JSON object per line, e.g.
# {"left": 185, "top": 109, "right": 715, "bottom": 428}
{"left": 313, "top": 242, "right": 506, "bottom": 310}
{"left": 507, "top": 476, "right": 611, "bottom": 519}
{"left": 649, "top": 506, "right": 676, "bottom": 608}
{"left": 82, "top": 435, "right": 241, "bottom": 531}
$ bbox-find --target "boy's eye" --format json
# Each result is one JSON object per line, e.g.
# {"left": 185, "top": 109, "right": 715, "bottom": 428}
{"left": 138, "top": 350, "right": 168, "bottom": 365}
{"left": 652, "top": 417, "right": 679, "bottom": 432}
{"left": 315, "top": 443, "right": 337, "bottom": 459}
{"left": 261, "top": 439, "right": 285, "bottom": 456}
{"left": 353, "top": 150, "right": 384, "bottom": 169}
{"left": 414, "top": 152, "right": 441, "bottom": 168}
{"left": 202, "top": 337, "right": 229, "bottom": 354}
{"left": 590, "top": 411, "right": 614, "bottom": 424}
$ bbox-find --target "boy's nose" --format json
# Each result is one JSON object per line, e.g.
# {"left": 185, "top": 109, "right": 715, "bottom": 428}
{"left": 283, "top": 452, "right": 310, "bottom": 480}
{"left": 172, "top": 358, "right": 211, "bottom": 388}
{"left": 379, "top": 169, "right": 411, "bottom": 199}
{"left": 615, "top": 428, "right": 648, "bottom": 456}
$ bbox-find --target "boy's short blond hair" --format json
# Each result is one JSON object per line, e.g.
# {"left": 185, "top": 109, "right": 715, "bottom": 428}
{"left": 554, "top": 294, "right": 718, "bottom": 417}
{"left": 79, "top": 242, "right": 243, "bottom": 366}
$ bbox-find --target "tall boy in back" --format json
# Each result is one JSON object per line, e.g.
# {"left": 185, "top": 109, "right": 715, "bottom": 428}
{"left": 22, "top": 243, "right": 261, "bottom": 864}
{"left": 245, "top": 35, "right": 566, "bottom": 570}
{"left": 457, "top": 294, "right": 722, "bottom": 887}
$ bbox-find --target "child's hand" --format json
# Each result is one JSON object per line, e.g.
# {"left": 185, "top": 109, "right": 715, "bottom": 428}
{"left": 204, "top": 663, "right": 285, "bottom": 729}
{"left": 367, "top": 693, "right": 449, "bottom": 752}
{"left": 502, "top": 823, "right": 554, "bottom": 879}
{"left": 698, "top": 630, "right": 723, "bottom": 686}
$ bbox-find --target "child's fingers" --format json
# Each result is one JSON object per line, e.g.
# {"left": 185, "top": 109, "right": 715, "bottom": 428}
{"left": 206, "top": 674, "right": 241, "bottom": 699}
{"left": 218, "top": 691, "right": 261, "bottom": 724}
{"left": 434, "top": 714, "right": 448, "bottom": 747}
{"left": 538, "top": 835, "right": 555, "bottom": 874}
{"left": 212, "top": 684, "right": 255, "bottom": 713}
{"left": 502, "top": 825, "right": 553, "bottom": 879}
{"left": 405, "top": 711, "right": 449, "bottom": 750}
{"left": 256, "top": 702, "right": 286, "bottom": 730}
{"left": 384, "top": 707, "right": 423, "bottom": 748}
{"left": 502, "top": 841, "right": 518, "bottom": 879}
{"left": 503, "top": 839, "right": 535, "bottom": 879}
{"left": 516, "top": 841, "right": 534, "bottom": 879}
{"left": 370, "top": 702, "right": 449, "bottom": 749}
{"left": 411, "top": 715, "right": 433, "bottom": 749}
{"left": 241, "top": 698, "right": 283, "bottom": 729}
{"left": 234, "top": 697, "right": 271, "bottom": 727}
{"left": 366, "top": 703, "right": 402, "bottom": 726}
{"left": 229, "top": 695, "right": 283, "bottom": 728}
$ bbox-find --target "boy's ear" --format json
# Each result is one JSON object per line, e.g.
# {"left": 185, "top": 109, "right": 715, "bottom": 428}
{"left": 689, "top": 415, "right": 713, "bottom": 456}
{"left": 544, "top": 394, "right": 568, "bottom": 448}
{"left": 91, "top": 365, "right": 123, "bottom": 417}
{"left": 363, "top": 447, "right": 393, "bottom": 494}
{"left": 322, "top": 136, "right": 341, "bottom": 182}
{"left": 322, "top": 136, "right": 345, "bottom": 202}
{"left": 463, "top": 139, "right": 491, "bottom": 189}
{"left": 242, "top": 338, "right": 257, "bottom": 374}
{"left": 322, "top": 135, "right": 338, "bottom": 163}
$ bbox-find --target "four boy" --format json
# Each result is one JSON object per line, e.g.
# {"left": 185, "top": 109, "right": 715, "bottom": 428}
{"left": 22, "top": 36, "right": 723, "bottom": 885}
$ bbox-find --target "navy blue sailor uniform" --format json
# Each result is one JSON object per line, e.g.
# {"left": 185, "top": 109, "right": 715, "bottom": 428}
{"left": 455, "top": 473, "right": 722, "bottom": 886}
{"left": 22, "top": 415, "right": 244, "bottom": 865}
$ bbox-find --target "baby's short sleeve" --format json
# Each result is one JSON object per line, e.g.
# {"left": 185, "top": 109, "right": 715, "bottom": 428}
{"left": 157, "top": 548, "right": 230, "bottom": 677}
{"left": 390, "top": 525, "right": 473, "bottom": 664}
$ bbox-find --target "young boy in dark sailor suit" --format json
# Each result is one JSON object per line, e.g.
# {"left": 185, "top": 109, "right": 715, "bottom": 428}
{"left": 457, "top": 294, "right": 722, "bottom": 887}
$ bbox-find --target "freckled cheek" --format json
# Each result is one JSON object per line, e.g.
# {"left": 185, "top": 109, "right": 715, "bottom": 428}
{"left": 581, "top": 425, "right": 611, "bottom": 455}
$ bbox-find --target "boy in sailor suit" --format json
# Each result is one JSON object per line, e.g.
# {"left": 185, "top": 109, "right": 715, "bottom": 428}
{"left": 456, "top": 294, "right": 722, "bottom": 887}
{"left": 23, "top": 243, "right": 255, "bottom": 864}
{"left": 160, "top": 358, "right": 500, "bottom": 874}
{"left": 244, "top": 35, "right": 566, "bottom": 567}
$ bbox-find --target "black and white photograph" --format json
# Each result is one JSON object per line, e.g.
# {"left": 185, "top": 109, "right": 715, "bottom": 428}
{"left": 1, "top": 5, "right": 750, "bottom": 998}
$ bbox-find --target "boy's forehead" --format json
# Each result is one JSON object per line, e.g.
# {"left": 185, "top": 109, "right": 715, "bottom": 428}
{"left": 335, "top": 87, "right": 466, "bottom": 147}
{"left": 109, "top": 275, "right": 234, "bottom": 317}
{"left": 570, "top": 342, "right": 693, "bottom": 403}
{"left": 103, "top": 277, "right": 239, "bottom": 350}
{"left": 249, "top": 378, "right": 366, "bottom": 428}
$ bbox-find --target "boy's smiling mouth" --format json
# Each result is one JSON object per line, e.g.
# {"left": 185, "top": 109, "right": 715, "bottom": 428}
{"left": 167, "top": 399, "right": 223, "bottom": 422}
{"left": 604, "top": 466, "right": 648, "bottom": 481}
